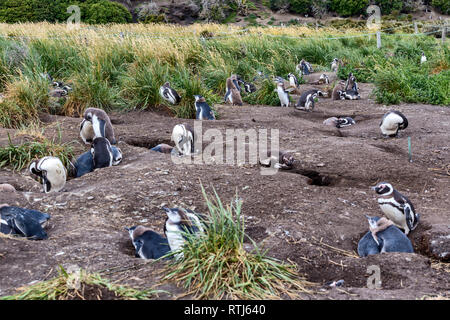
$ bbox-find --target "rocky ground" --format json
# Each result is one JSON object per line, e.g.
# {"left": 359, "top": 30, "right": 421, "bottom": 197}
{"left": 0, "top": 82, "right": 449, "bottom": 299}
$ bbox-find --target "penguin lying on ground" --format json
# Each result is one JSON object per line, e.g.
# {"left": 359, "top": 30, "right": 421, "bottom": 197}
{"left": 151, "top": 144, "right": 176, "bottom": 154}
{"left": 83, "top": 108, "right": 117, "bottom": 145}
{"left": 379, "top": 111, "right": 408, "bottom": 137}
{"left": 159, "top": 82, "right": 181, "bottom": 105}
{"left": 125, "top": 226, "right": 171, "bottom": 260}
{"left": 171, "top": 124, "right": 195, "bottom": 156}
{"left": 259, "top": 151, "right": 295, "bottom": 170}
{"left": 194, "top": 95, "right": 215, "bottom": 120}
{"left": 323, "top": 117, "right": 356, "bottom": 128}
{"left": 163, "top": 207, "right": 206, "bottom": 259}
{"left": 0, "top": 205, "right": 50, "bottom": 240}
{"left": 70, "top": 145, "right": 122, "bottom": 178}
{"left": 372, "top": 182, "right": 419, "bottom": 235}
{"left": 29, "top": 156, "right": 67, "bottom": 193}
{"left": 295, "top": 89, "right": 324, "bottom": 111}
{"left": 357, "top": 215, "right": 414, "bottom": 257}
{"left": 338, "top": 90, "right": 361, "bottom": 100}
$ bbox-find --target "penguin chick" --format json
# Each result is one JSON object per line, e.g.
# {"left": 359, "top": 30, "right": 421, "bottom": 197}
{"left": 29, "top": 156, "right": 67, "bottom": 193}
{"left": 344, "top": 72, "right": 358, "bottom": 93}
{"left": 159, "top": 82, "right": 181, "bottom": 105}
{"left": 125, "top": 226, "right": 171, "bottom": 260}
{"left": 1, "top": 206, "right": 50, "bottom": 240}
{"left": 331, "top": 58, "right": 339, "bottom": 72}
{"left": 276, "top": 82, "right": 290, "bottom": 107}
{"left": 372, "top": 182, "right": 419, "bottom": 235}
{"left": 379, "top": 111, "right": 408, "bottom": 137}
{"left": 90, "top": 137, "right": 114, "bottom": 169}
{"left": 171, "top": 124, "right": 195, "bottom": 156}
{"left": 194, "top": 95, "right": 215, "bottom": 120}
{"left": 357, "top": 215, "right": 414, "bottom": 257}
{"left": 225, "top": 78, "right": 243, "bottom": 106}
{"left": 367, "top": 216, "right": 394, "bottom": 245}
{"left": 83, "top": 108, "right": 116, "bottom": 145}
{"left": 296, "top": 89, "right": 323, "bottom": 111}
{"left": 332, "top": 81, "right": 346, "bottom": 100}
{"left": 163, "top": 207, "right": 206, "bottom": 259}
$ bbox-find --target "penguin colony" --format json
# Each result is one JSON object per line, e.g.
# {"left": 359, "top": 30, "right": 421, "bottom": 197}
{"left": 4, "top": 58, "right": 418, "bottom": 265}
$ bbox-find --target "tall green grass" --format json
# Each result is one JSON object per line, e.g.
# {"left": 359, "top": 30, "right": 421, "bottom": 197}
{"left": 0, "top": 24, "right": 448, "bottom": 128}
{"left": 162, "top": 186, "right": 313, "bottom": 299}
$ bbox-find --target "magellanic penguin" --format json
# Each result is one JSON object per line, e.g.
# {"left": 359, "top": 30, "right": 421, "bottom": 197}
{"left": 420, "top": 52, "right": 427, "bottom": 64}
{"left": 372, "top": 182, "right": 419, "bottom": 235}
{"left": 357, "top": 215, "right": 414, "bottom": 257}
{"left": 379, "top": 111, "right": 408, "bottom": 137}
{"left": 259, "top": 150, "right": 295, "bottom": 170}
{"left": 323, "top": 117, "right": 356, "bottom": 128}
{"left": 71, "top": 145, "right": 122, "bottom": 178}
{"left": 276, "top": 82, "right": 290, "bottom": 107}
{"left": 163, "top": 207, "right": 206, "bottom": 259}
{"left": 331, "top": 58, "right": 340, "bottom": 72}
{"left": 344, "top": 72, "right": 358, "bottom": 93}
{"left": 83, "top": 108, "right": 116, "bottom": 145}
{"left": 90, "top": 137, "right": 114, "bottom": 169}
{"left": 171, "top": 124, "right": 195, "bottom": 156}
{"left": 159, "top": 82, "right": 181, "bottom": 105}
{"left": 296, "top": 59, "right": 313, "bottom": 76}
{"left": 224, "top": 78, "right": 243, "bottom": 106}
{"left": 338, "top": 90, "right": 361, "bottom": 100}
{"left": 29, "top": 156, "right": 67, "bottom": 193}
{"left": 295, "top": 89, "right": 324, "bottom": 112}
{"left": 287, "top": 73, "right": 299, "bottom": 88}
{"left": 125, "top": 226, "right": 171, "bottom": 260}
{"left": 238, "top": 78, "right": 256, "bottom": 93}
{"left": 1, "top": 205, "right": 50, "bottom": 240}
{"left": 332, "top": 81, "right": 346, "bottom": 100}
{"left": 194, "top": 95, "right": 215, "bottom": 120}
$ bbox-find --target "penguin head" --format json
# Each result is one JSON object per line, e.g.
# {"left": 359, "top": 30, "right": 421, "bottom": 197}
{"left": 125, "top": 225, "right": 150, "bottom": 240}
{"left": 163, "top": 82, "right": 170, "bottom": 88}
{"left": 163, "top": 207, "right": 192, "bottom": 227}
{"left": 281, "top": 152, "right": 295, "bottom": 167}
{"left": 91, "top": 137, "right": 113, "bottom": 169}
{"left": 372, "top": 182, "right": 394, "bottom": 196}
{"left": 29, "top": 157, "right": 65, "bottom": 193}
{"left": 194, "top": 95, "right": 206, "bottom": 103}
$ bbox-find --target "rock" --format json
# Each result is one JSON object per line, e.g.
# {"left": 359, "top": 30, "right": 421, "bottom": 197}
{"left": 423, "top": 225, "right": 450, "bottom": 262}
{"left": 0, "top": 184, "right": 16, "bottom": 193}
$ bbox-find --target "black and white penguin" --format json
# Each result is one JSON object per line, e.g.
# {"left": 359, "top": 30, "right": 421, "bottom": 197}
{"left": 171, "top": 124, "right": 195, "bottom": 156}
{"left": 295, "top": 89, "right": 324, "bottom": 111}
{"left": 159, "top": 82, "right": 181, "bottom": 105}
{"left": 331, "top": 58, "right": 339, "bottom": 72}
{"left": 151, "top": 144, "right": 176, "bottom": 154}
{"left": 296, "top": 59, "right": 313, "bottom": 76}
{"left": 420, "top": 52, "right": 427, "bottom": 64}
{"left": 0, "top": 205, "right": 50, "bottom": 240}
{"left": 338, "top": 90, "right": 361, "bottom": 100}
{"left": 276, "top": 82, "right": 290, "bottom": 107}
{"left": 83, "top": 108, "right": 116, "bottom": 145}
{"left": 238, "top": 79, "right": 256, "bottom": 93}
{"left": 357, "top": 215, "right": 414, "bottom": 257}
{"left": 259, "top": 151, "right": 295, "bottom": 170}
{"left": 344, "top": 72, "right": 358, "bottom": 93}
{"left": 90, "top": 137, "right": 114, "bottom": 169}
{"left": 163, "top": 207, "right": 206, "bottom": 258}
{"left": 125, "top": 226, "right": 171, "bottom": 260}
{"left": 71, "top": 145, "right": 122, "bottom": 178}
{"left": 372, "top": 182, "right": 420, "bottom": 235}
{"left": 323, "top": 117, "right": 356, "bottom": 128}
{"left": 194, "top": 95, "right": 215, "bottom": 120}
{"left": 29, "top": 156, "right": 67, "bottom": 193}
{"left": 230, "top": 74, "right": 241, "bottom": 92}
{"left": 379, "top": 111, "right": 408, "bottom": 137}
{"left": 287, "top": 73, "right": 299, "bottom": 88}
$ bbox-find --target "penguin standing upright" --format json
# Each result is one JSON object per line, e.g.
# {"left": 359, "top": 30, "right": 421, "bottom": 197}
{"left": 171, "top": 124, "right": 195, "bottom": 156}
{"left": 1, "top": 205, "right": 50, "bottom": 240}
{"left": 379, "top": 111, "right": 408, "bottom": 137}
{"left": 372, "top": 182, "right": 420, "bottom": 235}
{"left": 83, "top": 108, "right": 116, "bottom": 145}
{"left": 163, "top": 207, "right": 206, "bottom": 259}
{"left": 159, "top": 82, "right": 181, "bottom": 105}
{"left": 357, "top": 215, "right": 414, "bottom": 257}
{"left": 276, "top": 82, "right": 290, "bottom": 107}
{"left": 296, "top": 89, "right": 323, "bottom": 111}
{"left": 224, "top": 78, "right": 243, "bottom": 106}
{"left": 194, "top": 95, "right": 215, "bottom": 120}
{"left": 29, "top": 156, "right": 67, "bottom": 193}
{"left": 331, "top": 58, "right": 339, "bottom": 72}
{"left": 287, "top": 73, "right": 299, "bottom": 88}
{"left": 420, "top": 52, "right": 427, "bottom": 64}
{"left": 125, "top": 226, "right": 171, "bottom": 260}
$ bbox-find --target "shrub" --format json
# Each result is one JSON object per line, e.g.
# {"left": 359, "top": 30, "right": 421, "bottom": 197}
{"left": 289, "top": 0, "right": 312, "bottom": 15}
{"left": 84, "top": 0, "right": 132, "bottom": 24}
{"left": 329, "top": 0, "right": 369, "bottom": 17}
{"left": 432, "top": 0, "right": 450, "bottom": 14}
{"left": 374, "top": 0, "right": 403, "bottom": 15}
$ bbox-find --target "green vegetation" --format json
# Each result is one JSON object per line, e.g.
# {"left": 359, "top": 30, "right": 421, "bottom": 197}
{"left": 432, "top": 0, "right": 450, "bottom": 15}
{"left": 0, "top": 131, "right": 74, "bottom": 171}
{"left": 329, "top": 0, "right": 369, "bottom": 17}
{"left": 1, "top": 266, "right": 161, "bottom": 300}
{"left": 162, "top": 186, "right": 313, "bottom": 299}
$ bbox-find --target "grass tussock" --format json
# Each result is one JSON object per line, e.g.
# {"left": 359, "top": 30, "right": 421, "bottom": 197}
{"left": 0, "top": 266, "right": 161, "bottom": 300}
{"left": 0, "top": 129, "right": 74, "bottom": 172}
{"left": 0, "top": 22, "right": 448, "bottom": 128}
{"left": 162, "top": 185, "right": 314, "bottom": 299}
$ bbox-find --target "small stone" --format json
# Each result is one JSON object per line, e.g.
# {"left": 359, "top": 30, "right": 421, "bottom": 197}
{"left": 87, "top": 196, "right": 94, "bottom": 200}
{"left": 316, "top": 163, "right": 325, "bottom": 167}
{"left": 0, "top": 184, "right": 16, "bottom": 193}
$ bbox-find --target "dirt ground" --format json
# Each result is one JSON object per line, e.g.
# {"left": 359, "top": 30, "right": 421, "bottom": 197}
{"left": 0, "top": 83, "right": 449, "bottom": 300}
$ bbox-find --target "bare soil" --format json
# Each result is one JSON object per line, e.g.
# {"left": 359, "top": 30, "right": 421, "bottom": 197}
{"left": 0, "top": 83, "right": 449, "bottom": 300}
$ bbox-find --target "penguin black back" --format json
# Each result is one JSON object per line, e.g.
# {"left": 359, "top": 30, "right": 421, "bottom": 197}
{"left": 91, "top": 137, "right": 113, "bottom": 169}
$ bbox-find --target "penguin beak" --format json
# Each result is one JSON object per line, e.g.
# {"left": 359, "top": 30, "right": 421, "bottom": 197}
{"left": 162, "top": 207, "right": 170, "bottom": 213}
{"left": 124, "top": 227, "right": 130, "bottom": 231}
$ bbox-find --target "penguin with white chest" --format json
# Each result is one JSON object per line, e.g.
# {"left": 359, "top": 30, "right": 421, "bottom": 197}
{"left": 1, "top": 205, "right": 50, "bottom": 240}
{"left": 163, "top": 207, "right": 206, "bottom": 259}
{"left": 83, "top": 108, "right": 116, "bottom": 145}
{"left": 357, "top": 215, "right": 414, "bottom": 257}
{"left": 171, "top": 124, "right": 195, "bottom": 156}
{"left": 379, "top": 111, "right": 408, "bottom": 137}
{"left": 276, "top": 82, "right": 290, "bottom": 107}
{"left": 323, "top": 117, "right": 356, "bottom": 128}
{"left": 296, "top": 89, "right": 324, "bottom": 111}
{"left": 372, "top": 182, "right": 420, "bottom": 235}
{"left": 194, "top": 95, "right": 215, "bottom": 120}
{"left": 160, "top": 82, "right": 181, "bottom": 105}
{"left": 420, "top": 52, "right": 427, "bottom": 64}
{"left": 287, "top": 73, "right": 299, "bottom": 88}
{"left": 29, "top": 156, "right": 67, "bottom": 193}
{"left": 125, "top": 226, "right": 171, "bottom": 260}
